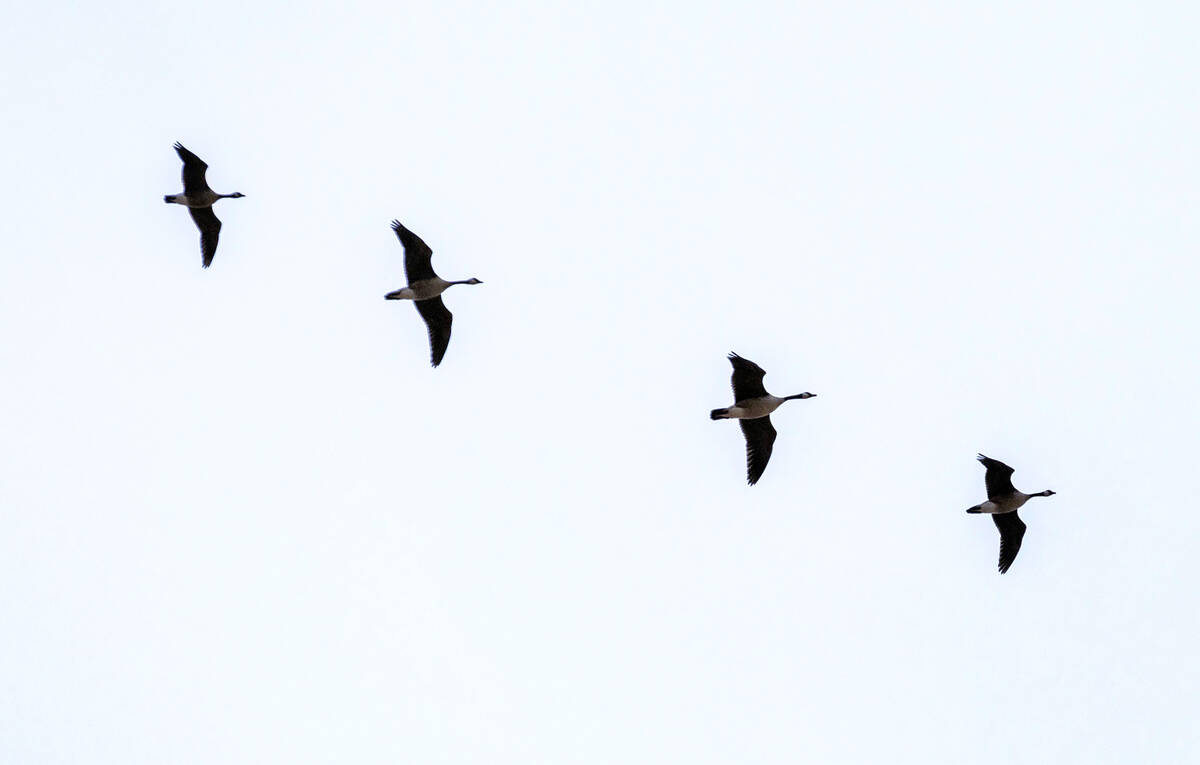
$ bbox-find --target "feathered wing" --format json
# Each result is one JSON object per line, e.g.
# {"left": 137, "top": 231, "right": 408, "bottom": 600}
{"left": 174, "top": 142, "right": 210, "bottom": 193}
{"left": 739, "top": 416, "right": 777, "bottom": 485}
{"left": 414, "top": 296, "right": 453, "bottom": 367}
{"left": 728, "top": 352, "right": 768, "bottom": 401}
{"left": 391, "top": 220, "right": 437, "bottom": 283}
{"left": 188, "top": 206, "right": 222, "bottom": 268}
{"left": 992, "top": 511, "right": 1027, "bottom": 574}
{"left": 978, "top": 454, "right": 1017, "bottom": 500}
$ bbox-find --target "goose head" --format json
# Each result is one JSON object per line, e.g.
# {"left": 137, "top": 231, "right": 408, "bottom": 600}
{"left": 785, "top": 392, "right": 817, "bottom": 401}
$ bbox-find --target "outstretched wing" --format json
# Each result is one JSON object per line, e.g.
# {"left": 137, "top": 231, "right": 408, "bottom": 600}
{"left": 392, "top": 220, "right": 437, "bottom": 283}
{"left": 188, "top": 206, "right": 222, "bottom": 268}
{"left": 414, "top": 297, "right": 453, "bottom": 367}
{"left": 992, "top": 511, "right": 1027, "bottom": 574}
{"left": 739, "top": 416, "right": 777, "bottom": 485}
{"left": 978, "top": 454, "right": 1016, "bottom": 500}
{"left": 174, "top": 142, "right": 210, "bottom": 193}
{"left": 728, "top": 352, "right": 768, "bottom": 401}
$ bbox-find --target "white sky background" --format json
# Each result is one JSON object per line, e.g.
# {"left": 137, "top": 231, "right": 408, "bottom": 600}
{"left": 1, "top": 1, "right": 1197, "bottom": 762}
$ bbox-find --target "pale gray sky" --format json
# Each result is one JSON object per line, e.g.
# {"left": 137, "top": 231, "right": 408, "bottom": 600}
{"left": 1, "top": 1, "right": 1197, "bottom": 763}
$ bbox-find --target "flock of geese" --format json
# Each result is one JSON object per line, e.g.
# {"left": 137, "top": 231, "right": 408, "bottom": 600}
{"left": 163, "top": 142, "right": 1058, "bottom": 575}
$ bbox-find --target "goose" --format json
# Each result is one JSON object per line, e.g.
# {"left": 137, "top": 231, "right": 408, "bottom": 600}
{"left": 163, "top": 142, "right": 245, "bottom": 268}
{"left": 710, "top": 352, "right": 816, "bottom": 485}
{"left": 384, "top": 220, "right": 482, "bottom": 367}
{"left": 967, "top": 454, "right": 1056, "bottom": 574}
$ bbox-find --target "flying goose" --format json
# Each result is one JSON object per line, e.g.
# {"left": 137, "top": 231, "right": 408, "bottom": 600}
{"left": 710, "top": 353, "right": 816, "bottom": 485}
{"left": 967, "top": 454, "right": 1056, "bottom": 573}
{"left": 163, "top": 142, "right": 245, "bottom": 268}
{"left": 384, "top": 220, "right": 483, "bottom": 367}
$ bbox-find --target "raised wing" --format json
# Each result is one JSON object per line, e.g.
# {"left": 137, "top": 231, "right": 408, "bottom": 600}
{"left": 414, "top": 296, "right": 453, "bottom": 367}
{"left": 992, "top": 511, "right": 1027, "bottom": 574}
{"left": 739, "top": 416, "right": 777, "bottom": 485}
{"left": 978, "top": 454, "right": 1016, "bottom": 499}
{"left": 174, "top": 142, "right": 210, "bottom": 194}
{"left": 728, "top": 352, "right": 768, "bottom": 401}
{"left": 391, "top": 220, "right": 437, "bottom": 283}
{"left": 188, "top": 206, "right": 222, "bottom": 268}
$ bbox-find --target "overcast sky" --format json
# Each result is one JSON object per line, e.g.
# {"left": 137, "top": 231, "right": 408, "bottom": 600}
{"left": 2, "top": 1, "right": 1197, "bottom": 762}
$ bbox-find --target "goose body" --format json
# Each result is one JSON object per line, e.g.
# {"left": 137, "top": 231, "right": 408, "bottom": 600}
{"left": 967, "top": 454, "right": 1056, "bottom": 573}
{"left": 716, "top": 395, "right": 793, "bottom": 420}
{"left": 163, "top": 142, "right": 244, "bottom": 268}
{"left": 970, "top": 495, "right": 1035, "bottom": 515}
{"left": 384, "top": 220, "right": 483, "bottom": 367}
{"left": 164, "top": 188, "right": 228, "bottom": 208}
{"left": 710, "top": 353, "right": 816, "bottom": 485}
{"left": 385, "top": 277, "right": 463, "bottom": 302}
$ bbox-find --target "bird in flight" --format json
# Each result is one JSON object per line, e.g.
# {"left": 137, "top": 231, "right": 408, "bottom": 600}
{"left": 384, "top": 220, "right": 483, "bottom": 367}
{"left": 163, "top": 142, "right": 245, "bottom": 268}
{"left": 711, "top": 352, "right": 816, "bottom": 485}
{"left": 966, "top": 454, "right": 1056, "bottom": 573}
